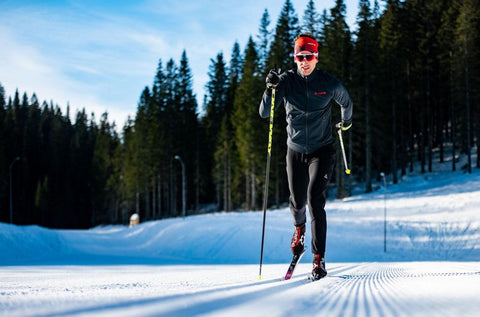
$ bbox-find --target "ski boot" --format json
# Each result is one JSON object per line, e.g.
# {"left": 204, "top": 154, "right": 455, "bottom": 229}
{"left": 290, "top": 224, "right": 305, "bottom": 256}
{"left": 312, "top": 254, "right": 327, "bottom": 280}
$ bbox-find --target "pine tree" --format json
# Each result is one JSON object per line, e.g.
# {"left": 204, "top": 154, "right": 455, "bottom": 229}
{"left": 268, "top": 0, "right": 301, "bottom": 70}
{"left": 0, "top": 83, "right": 6, "bottom": 221}
{"left": 23, "top": 93, "right": 43, "bottom": 223}
{"left": 214, "top": 116, "right": 232, "bottom": 211}
{"left": 257, "top": 9, "right": 272, "bottom": 75}
{"left": 417, "top": 1, "right": 440, "bottom": 173}
{"left": 233, "top": 37, "right": 264, "bottom": 210}
{"left": 322, "top": 0, "right": 353, "bottom": 197}
{"left": 48, "top": 103, "right": 73, "bottom": 227}
{"left": 320, "top": 0, "right": 352, "bottom": 80}
{"left": 119, "top": 117, "right": 138, "bottom": 220}
{"left": 226, "top": 42, "right": 243, "bottom": 117}
{"left": 377, "top": 0, "right": 403, "bottom": 183}
{"left": 203, "top": 52, "right": 228, "bottom": 209}
{"left": 454, "top": 0, "right": 480, "bottom": 173}
{"left": 214, "top": 42, "right": 243, "bottom": 211}
{"left": 205, "top": 53, "right": 228, "bottom": 137}
{"left": 438, "top": 0, "right": 461, "bottom": 171}
{"left": 70, "top": 108, "right": 95, "bottom": 227}
{"left": 91, "top": 113, "right": 118, "bottom": 224}
{"left": 134, "top": 87, "right": 152, "bottom": 219}
{"left": 0, "top": 83, "right": 5, "bottom": 107}
{"left": 37, "top": 102, "right": 53, "bottom": 225}
{"left": 163, "top": 58, "right": 180, "bottom": 216}
{"left": 266, "top": 0, "right": 301, "bottom": 205}
{"left": 317, "top": 9, "right": 328, "bottom": 53}
{"left": 352, "top": 0, "right": 376, "bottom": 192}
{"left": 149, "top": 60, "right": 165, "bottom": 219}
{"left": 302, "top": 0, "right": 319, "bottom": 37}
{"left": 11, "top": 90, "right": 23, "bottom": 160}
{"left": 176, "top": 50, "right": 198, "bottom": 213}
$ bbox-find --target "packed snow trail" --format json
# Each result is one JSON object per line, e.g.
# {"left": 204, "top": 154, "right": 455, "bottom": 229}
{"left": 1, "top": 166, "right": 480, "bottom": 316}
{"left": 1, "top": 262, "right": 480, "bottom": 316}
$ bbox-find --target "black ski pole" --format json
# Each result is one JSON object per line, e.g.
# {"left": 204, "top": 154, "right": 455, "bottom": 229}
{"left": 259, "top": 87, "right": 276, "bottom": 280}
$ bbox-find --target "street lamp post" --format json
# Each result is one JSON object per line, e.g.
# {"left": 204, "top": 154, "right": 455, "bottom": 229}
{"left": 380, "top": 172, "right": 387, "bottom": 253}
{"left": 174, "top": 155, "right": 186, "bottom": 218}
{"left": 9, "top": 156, "right": 21, "bottom": 224}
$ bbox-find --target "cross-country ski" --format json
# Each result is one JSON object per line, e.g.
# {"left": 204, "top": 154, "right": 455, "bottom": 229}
{"left": 284, "top": 249, "right": 306, "bottom": 280}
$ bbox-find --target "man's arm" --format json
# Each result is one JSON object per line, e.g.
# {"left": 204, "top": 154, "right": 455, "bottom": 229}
{"left": 332, "top": 80, "right": 353, "bottom": 127}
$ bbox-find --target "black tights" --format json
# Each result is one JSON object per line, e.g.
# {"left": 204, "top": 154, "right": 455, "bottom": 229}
{"left": 286, "top": 144, "right": 336, "bottom": 256}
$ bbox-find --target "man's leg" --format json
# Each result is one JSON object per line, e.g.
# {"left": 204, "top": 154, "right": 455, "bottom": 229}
{"left": 307, "top": 144, "right": 336, "bottom": 257}
{"left": 286, "top": 148, "right": 309, "bottom": 226}
{"left": 307, "top": 144, "right": 335, "bottom": 280}
{"left": 286, "top": 148, "right": 309, "bottom": 255}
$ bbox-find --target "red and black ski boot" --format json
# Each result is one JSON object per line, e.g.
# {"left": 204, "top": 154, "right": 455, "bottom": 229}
{"left": 311, "top": 254, "right": 327, "bottom": 280}
{"left": 290, "top": 224, "right": 305, "bottom": 256}
{"left": 284, "top": 225, "right": 306, "bottom": 280}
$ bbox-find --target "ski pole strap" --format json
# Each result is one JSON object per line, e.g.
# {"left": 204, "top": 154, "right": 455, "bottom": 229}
{"left": 337, "top": 129, "right": 351, "bottom": 175}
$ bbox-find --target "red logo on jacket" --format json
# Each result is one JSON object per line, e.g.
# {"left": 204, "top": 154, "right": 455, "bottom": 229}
{"left": 314, "top": 91, "right": 327, "bottom": 95}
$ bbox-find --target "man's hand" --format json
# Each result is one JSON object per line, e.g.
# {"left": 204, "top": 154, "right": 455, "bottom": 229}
{"left": 336, "top": 120, "right": 352, "bottom": 131}
{"left": 266, "top": 69, "right": 281, "bottom": 89}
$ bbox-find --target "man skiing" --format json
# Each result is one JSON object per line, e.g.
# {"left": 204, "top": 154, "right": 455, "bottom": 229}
{"left": 259, "top": 33, "right": 353, "bottom": 280}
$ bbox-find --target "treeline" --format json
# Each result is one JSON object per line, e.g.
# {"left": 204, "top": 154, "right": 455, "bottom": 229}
{"left": 1, "top": 0, "right": 479, "bottom": 228}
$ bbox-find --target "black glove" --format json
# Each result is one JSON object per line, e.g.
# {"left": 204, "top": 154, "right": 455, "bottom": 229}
{"left": 336, "top": 119, "right": 352, "bottom": 131}
{"left": 266, "top": 69, "right": 281, "bottom": 89}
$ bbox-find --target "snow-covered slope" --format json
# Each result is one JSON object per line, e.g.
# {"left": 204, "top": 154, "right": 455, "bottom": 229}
{"left": 1, "top": 168, "right": 479, "bottom": 266}
{"left": 1, "top": 167, "right": 480, "bottom": 316}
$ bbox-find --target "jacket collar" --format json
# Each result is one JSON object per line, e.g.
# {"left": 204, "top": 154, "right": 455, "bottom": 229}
{"left": 296, "top": 68, "right": 317, "bottom": 80}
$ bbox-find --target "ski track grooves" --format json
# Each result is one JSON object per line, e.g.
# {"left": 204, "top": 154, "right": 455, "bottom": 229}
{"left": 328, "top": 264, "right": 407, "bottom": 317}
{"left": 279, "top": 262, "right": 480, "bottom": 317}
{"left": 50, "top": 273, "right": 307, "bottom": 317}
{"left": 3, "top": 263, "right": 480, "bottom": 316}
{"left": 272, "top": 263, "right": 411, "bottom": 317}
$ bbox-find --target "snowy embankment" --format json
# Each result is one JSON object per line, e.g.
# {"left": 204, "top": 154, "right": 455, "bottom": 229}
{"left": 1, "top": 167, "right": 480, "bottom": 316}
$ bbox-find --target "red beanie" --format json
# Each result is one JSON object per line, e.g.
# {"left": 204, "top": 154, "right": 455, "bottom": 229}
{"left": 294, "top": 36, "right": 318, "bottom": 54}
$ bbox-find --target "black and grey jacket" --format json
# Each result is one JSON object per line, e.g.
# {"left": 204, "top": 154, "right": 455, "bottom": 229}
{"left": 259, "top": 68, "right": 353, "bottom": 154}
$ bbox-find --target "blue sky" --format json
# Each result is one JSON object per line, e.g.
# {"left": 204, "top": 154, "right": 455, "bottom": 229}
{"left": 0, "top": 0, "right": 361, "bottom": 130}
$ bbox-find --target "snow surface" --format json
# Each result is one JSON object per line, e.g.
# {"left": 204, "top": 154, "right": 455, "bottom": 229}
{"left": 1, "top": 166, "right": 480, "bottom": 316}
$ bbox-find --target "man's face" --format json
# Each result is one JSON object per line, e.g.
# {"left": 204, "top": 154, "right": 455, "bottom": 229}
{"left": 294, "top": 50, "right": 318, "bottom": 76}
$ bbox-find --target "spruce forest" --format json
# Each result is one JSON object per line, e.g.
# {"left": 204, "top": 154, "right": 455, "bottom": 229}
{"left": 1, "top": 0, "right": 479, "bottom": 229}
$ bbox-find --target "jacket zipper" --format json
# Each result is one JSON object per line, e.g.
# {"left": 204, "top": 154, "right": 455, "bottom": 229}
{"left": 305, "top": 75, "right": 309, "bottom": 154}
